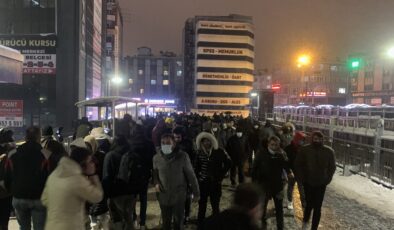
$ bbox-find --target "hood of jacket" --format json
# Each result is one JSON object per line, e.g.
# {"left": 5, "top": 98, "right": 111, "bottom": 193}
{"left": 52, "top": 157, "right": 82, "bottom": 178}
{"left": 292, "top": 131, "right": 306, "bottom": 146}
{"left": 196, "top": 132, "right": 219, "bottom": 150}
{"left": 84, "top": 135, "right": 98, "bottom": 153}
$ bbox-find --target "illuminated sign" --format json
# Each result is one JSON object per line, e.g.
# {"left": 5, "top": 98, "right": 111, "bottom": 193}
{"left": 0, "top": 100, "right": 23, "bottom": 127}
{"left": 191, "top": 109, "right": 250, "bottom": 117}
{"left": 197, "top": 97, "right": 250, "bottom": 105}
{"left": 299, "top": 92, "right": 327, "bottom": 97}
{"left": 197, "top": 72, "right": 254, "bottom": 82}
{"left": 272, "top": 84, "right": 281, "bottom": 90}
{"left": 197, "top": 21, "right": 253, "bottom": 32}
{"left": 198, "top": 47, "right": 254, "bottom": 57}
{"left": 143, "top": 99, "right": 175, "bottom": 104}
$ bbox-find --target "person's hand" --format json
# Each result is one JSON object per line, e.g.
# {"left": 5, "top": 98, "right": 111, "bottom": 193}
{"left": 155, "top": 184, "right": 161, "bottom": 193}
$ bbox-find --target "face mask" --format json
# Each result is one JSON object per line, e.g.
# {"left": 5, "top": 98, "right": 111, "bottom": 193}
{"left": 254, "top": 125, "right": 259, "bottom": 129}
{"left": 161, "top": 145, "right": 173, "bottom": 155}
{"left": 212, "top": 128, "right": 218, "bottom": 132}
{"left": 236, "top": 132, "right": 243, "bottom": 138}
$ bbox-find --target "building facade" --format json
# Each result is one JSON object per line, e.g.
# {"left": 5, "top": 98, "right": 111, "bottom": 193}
{"left": 351, "top": 56, "right": 394, "bottom": 105}
{"left": 183, "top": 14, "right": 255, "bottom": 117}
{"left": 105, "top": 0, "right": 123, "bottom": 96}
{"left": 272, "top": 60, "right": 348, "bottom": 106}
{"left": 123, "top": 47, "right": 183, "bottom": 113}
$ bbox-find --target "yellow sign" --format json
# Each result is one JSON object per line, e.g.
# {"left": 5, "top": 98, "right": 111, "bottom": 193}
{"left": 196, "top": 97, "right": 250, "bottom": 105}
{"left": 191, "top": 109, "right": 250, "bottom": 117}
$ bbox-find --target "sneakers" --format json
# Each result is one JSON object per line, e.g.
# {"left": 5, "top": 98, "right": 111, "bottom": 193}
{"left": 287, "top": 203, "right": 294, "bottom": 210}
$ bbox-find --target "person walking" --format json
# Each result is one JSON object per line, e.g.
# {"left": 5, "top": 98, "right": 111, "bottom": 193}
{"left": 4, "top": 126, "right": 48, "bottom": 230}
{"left": 194, "top": 132, "right": 232, "bottom": 229}
{"left": 153, "top": 134, "right": 200, "bottom": 230}
{"left": 41, "top": 147, "right": 103, "bottom": 230}
{"left": 226, "top": 128, "right": 249, "bottom": 186}
{"left": 295, "top": 131, "right": 336, "bottom": 230}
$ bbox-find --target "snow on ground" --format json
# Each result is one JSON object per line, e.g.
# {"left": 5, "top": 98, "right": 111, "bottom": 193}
{"left": 329, "top": 168, "right": 394, "bottom": 218}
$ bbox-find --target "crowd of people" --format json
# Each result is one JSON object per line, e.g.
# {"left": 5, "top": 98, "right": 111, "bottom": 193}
{"left": 0, "top": 112, "right": 336, "bottom": 230}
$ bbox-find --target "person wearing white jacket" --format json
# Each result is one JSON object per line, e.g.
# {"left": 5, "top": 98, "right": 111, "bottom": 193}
{"left": 41, "top": 147, "right": 103, "bottom": 230}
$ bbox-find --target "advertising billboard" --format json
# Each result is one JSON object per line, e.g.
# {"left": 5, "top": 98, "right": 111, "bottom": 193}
{"left": 0, "top": 100, "right": 23, "bottom": 127}
{"left": 0, "top": 34, "right": 57, "bottom": 75}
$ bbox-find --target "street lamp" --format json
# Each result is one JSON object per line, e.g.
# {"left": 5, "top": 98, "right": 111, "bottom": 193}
{"left": 387, "top": 47, "right": 394, "bottom": 58}
{"left": 297, "top": 54, "right": 311, "bottom": 104}
{"left": 109, "top": 75, "right": 123, "bottom": 96}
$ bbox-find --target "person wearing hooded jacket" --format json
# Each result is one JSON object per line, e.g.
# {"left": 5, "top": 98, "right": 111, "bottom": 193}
{"left": 194, "top": 132, "right": 232, "bottom": 229}
{"left": 284, "top": 131, "right": 306, "bottom": 210}
{"left": 41, "top": 147, "right": 103, "bottom": 230}
{"left": 84, "top": 135, "right": 109, "bottom": 230}
{"left": 294, "top": 131, "right": 336, "bottom": 230}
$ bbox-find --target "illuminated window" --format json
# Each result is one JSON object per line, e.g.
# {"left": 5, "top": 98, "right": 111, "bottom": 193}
{"left": 163, "top": 70, "right": 169, "bottom": 76}
{"left": 151, "top": 80, "right": 156, "bottom": 85}
{"left": 128, "top": 78, "right": 133, "bottom": 84}
{"left": 138, "top": 69, "right": 143, "bottom": 75}
{"left": 330, "top": 66, "right": 338, "bottom": 71}
{"left": 177, "top": 70, "right": 182, "bottom": 76}
{"left": 140, "top": 88, "right": 144, "bottom": 94}
{"left": 163, "top": 80, "right": 169, "bottom": 85}
{"left": 176, "top": 61, "right": 182, "bottom": 67}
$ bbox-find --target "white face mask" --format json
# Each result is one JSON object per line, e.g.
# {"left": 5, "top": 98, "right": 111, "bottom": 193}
{"left": 254, "top": 125, "right": 259, "bottom": 129}
{"left": 161, "top": 145, "right": 173, "bottom": 155}
{"left": 212, "top": 127, "right": 218, "bottom": 132}
{"left": 236, "top": 132, "right": 243, "bottom": 138}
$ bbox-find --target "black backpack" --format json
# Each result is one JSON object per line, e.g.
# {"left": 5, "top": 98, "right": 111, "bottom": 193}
{"left": 116, "top": 151, "right": 146, "bottom": 194}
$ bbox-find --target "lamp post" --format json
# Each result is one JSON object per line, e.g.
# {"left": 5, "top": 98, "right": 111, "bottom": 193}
{"left": 109, "top": 75, "right": 123, "bottom": 96}
{"left": 297, "top": 54, "right": 311, "bottom": 104}
{"left": 250, "top": 92, "right": 259, "bottom": 118}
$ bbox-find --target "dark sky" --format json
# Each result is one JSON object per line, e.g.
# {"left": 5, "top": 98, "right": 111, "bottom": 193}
{"left": 119, "top": 0, "right": 394, "bottom": 69}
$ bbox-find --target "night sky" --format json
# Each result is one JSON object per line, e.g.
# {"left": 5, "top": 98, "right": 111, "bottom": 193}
{"left": 119, "top": 0, "right": 394, "bottom": 69}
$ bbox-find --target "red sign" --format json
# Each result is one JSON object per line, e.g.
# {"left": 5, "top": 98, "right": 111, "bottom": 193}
{"left": 272, "top": 84, "right": 281, "bottom": 90}
{"left": 0, "top": 100, "right": 23, "bottom": 127}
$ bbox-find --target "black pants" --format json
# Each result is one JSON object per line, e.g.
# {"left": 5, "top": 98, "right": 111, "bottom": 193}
{"left": 133, "top": 186, "right": 148, "bottom": 226}
{"left": 230, "top": 160, "right": 245, "bottom": 184}
{"left": 198, "top": 181, "right": 222, "bottom": 227}
{"left": 303, "top": 184, "right": 327, "bottom": 230}
{"left": 0, "top": 196, "right": 12, "bottom": 230}
{"left": 262, "top": 191, "right": 284, "bottom": 230}
{"left": 184, "top": 187, "right": 192, "bottom": 219}
{"left": 160, "top": 200, "right": 185, "bottom": 230}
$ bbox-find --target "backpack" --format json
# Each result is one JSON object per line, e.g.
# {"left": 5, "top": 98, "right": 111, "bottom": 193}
{"left": 116, "top": 151, "right": 146, "bottom": 194}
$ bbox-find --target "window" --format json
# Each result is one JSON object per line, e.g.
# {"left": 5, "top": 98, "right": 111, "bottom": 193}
{"left": 138, "top": 69, "right": 143, "bottom": 75}
{"left": 177, "top": 70, "right": 182, "bottom": 76}
{"left": 176, "top": 61, "right": 182, "bottom": 67}
{"left": 128, "top": 78, "right": 133, "bottom": 84}
{"left": 163, "top": 70, "right": 169, "bottom": 76}
{"left": 151, "top": 80, "right": 156, "bottom": 85}
{"left": 140, "top": 88, "right": 144, "bottom": 94}
{"left": 330, "top": 66, "right": 338, "bottom": 71}
{"left": 163, "top": 80, "right": 169, "bottom": 85}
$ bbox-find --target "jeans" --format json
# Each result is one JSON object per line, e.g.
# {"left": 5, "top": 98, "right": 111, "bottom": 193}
{"left": 197, "top": 181, "right": 221, "bottom": 227}
{"left": 159, "top": 201, "right": 185, "bottom": 230}
{"left": 261, "top": 190, "right": 284, "bottom": 230}
{"left": 12, "top": 198, "right": 46, "bottom": 230}
{"left": 230, "top": 160, "right": 245, "bottom": 184}
{"left": 108, "top": 195, "right": 137, "bottom": 230}
{"left": 132, "top": 186, "right": 148, "bottom": 226}
{"left": 303, "top": 184, "right": 327, "bottom": 230}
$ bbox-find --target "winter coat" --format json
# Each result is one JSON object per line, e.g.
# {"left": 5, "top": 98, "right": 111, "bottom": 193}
{"left": 284, "top": 132, "right": 306, "bottom": 171}
{"left": 152, "top": 119, "right": 166, "bottom": 147}
{"left": 248, "top": 128, "right": 262, "bottom": 150}
{"left": 4, "top": 141, "right": 48, "bottom": 199}
{"left": 194, "top": 132, "right": 232, "bottom": 183}
{"left": 102, "top": 143, "right": 130, "bottom": 198}
{"left": 176, "top": 138, "right": 196, "bottom": 164}
{"left": 204, "top": 207, "right": 259, "bottom": 230}
{"left": 252, "top": 148, "right": 289, "bottom": 195}
{"left": 41, "top": 157, "right": 103, "bottom": 230}
{"left": 294, "top": 144, "right": 336, "bottom": 186}
{"left": 212, "top": 129, "right": 227, "bottom": 149}
{"left": 0, "top": 144, "right": 16, "bottom": 199}
{"left": 153, "top": 148, "right": 200, "bottom": 206}
{"left": 226, "top": 135, "right": 250, "bottom": 164}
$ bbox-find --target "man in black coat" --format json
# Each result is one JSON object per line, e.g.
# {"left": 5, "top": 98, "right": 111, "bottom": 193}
{"left": 252, "top": 135, "right": 293, "bottom": 230}
{"left": 226, "top": 128, "right": 250, "bottom": 185}
{"left": 194, "top": 132, "right": 232, "bottom": 229}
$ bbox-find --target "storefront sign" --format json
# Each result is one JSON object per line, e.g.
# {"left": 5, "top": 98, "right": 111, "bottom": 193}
{"left": 197, "top": 21, "right": 253, "bottom": 31}
{"left": 0, "top": 100, "right": 23, "bottom": 127}
{"left": 0, "top": 34, "right": 57, "bottom": 75}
